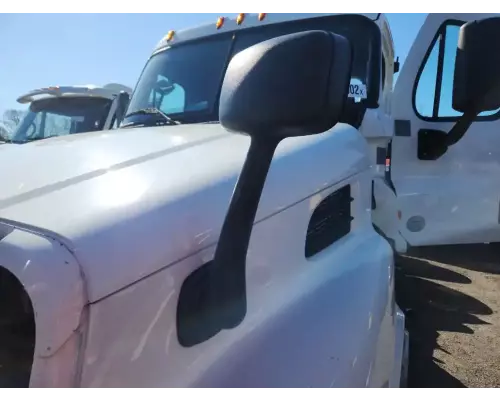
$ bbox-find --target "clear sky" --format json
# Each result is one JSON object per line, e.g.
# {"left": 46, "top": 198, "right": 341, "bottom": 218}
{"left": 0, "top": 13, "right": 428, "bottom": 115}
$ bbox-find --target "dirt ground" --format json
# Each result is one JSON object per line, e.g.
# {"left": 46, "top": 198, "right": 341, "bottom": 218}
{"left": 395, "top": 243, "right": 500, "bottom": 388}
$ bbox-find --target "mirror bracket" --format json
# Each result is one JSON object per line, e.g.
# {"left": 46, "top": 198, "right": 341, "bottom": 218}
{"left": 418, "top": 109, "right": 478, "bottom": 161}
{"left": 445, "top": 109, "right": 478, "bottom": 147}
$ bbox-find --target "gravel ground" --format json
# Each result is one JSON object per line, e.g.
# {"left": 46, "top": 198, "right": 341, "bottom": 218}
{"left": 395, "top": 243, "right": 500, "bottom": 388}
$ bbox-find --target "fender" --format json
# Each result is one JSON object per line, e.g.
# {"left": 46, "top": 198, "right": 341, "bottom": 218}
{"left": 0, "top": 222, "right": 87, "bottom": 387}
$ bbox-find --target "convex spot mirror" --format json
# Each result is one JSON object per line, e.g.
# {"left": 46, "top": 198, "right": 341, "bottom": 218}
{"left": 453, "top": 16, "right": 500, "bottom": 114}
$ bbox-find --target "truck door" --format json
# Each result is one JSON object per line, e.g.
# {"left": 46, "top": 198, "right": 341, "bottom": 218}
{"left": 390, "top": 13, "right": 500, "bottom": 247}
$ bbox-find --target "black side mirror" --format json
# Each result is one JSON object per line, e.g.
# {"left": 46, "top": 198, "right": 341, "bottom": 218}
{"left": 115, "top": 91, "right": 130, "bottom": 126}
{"left": 177, "top": 30, "right": 352, "bottom": 347}
{"left": 103, "top": 91, "right": 130, "bottom": 130}
{"left": 453, "top": 17, "right": 500, "bottom": 114}
{"left": 216, "top": 29, "right": 352, "bottom": 325}
{"left": 431, "top": 17, "right": 500, "bottom": 152}
{"left": 219, "top": 31, "right": 351, "bottom": 139}
{"left": 394, "top": 56, "right": 400, "bottom": 74}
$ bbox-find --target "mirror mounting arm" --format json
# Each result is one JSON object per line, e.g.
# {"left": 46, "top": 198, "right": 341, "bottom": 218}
{"left": 418, "top": 108, "right": 478, "bottom": 161}
{"left": 445, "top": 108, "right": 478, "bottom": 147}
{"left": 175, "top": 135, "right": 281, "bottom": 348}
{"left": 210, "top": 134, "right": 281, "bottom": 329}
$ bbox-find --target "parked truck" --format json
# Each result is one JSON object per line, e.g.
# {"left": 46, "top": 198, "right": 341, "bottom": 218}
{"left": 0, "top": 12, "right": 498, "bottom": 388}
{"left": 0, "top": 83, "right": 131, "bottom": 145}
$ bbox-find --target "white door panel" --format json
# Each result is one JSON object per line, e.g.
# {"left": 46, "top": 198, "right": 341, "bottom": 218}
{"left": 391, "top": 13, "right": 500, "bottom": 246}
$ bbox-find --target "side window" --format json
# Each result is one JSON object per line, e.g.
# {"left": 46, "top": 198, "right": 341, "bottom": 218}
{"left": 415, "top": 21, "right": 500, "bottom": 120}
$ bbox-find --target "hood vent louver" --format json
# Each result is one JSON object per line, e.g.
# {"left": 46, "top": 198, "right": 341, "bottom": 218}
{"left": 305, "top": 185, "right": 353, "bottom": 258}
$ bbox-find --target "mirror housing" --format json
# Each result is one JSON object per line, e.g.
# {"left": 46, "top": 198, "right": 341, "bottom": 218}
{"left": 220, "top": 30, "right": 352, "bottom": 139}
{"left": 177, "top": 30, "right": 353, "bottom": 347}
{"left": 115, "top": 91, "right": 130, "bottom": 126}
{"left": 433, "top": 17, "right": 500, "bottom": 154}
{"left": 103, "top": 91, "right": 130, "bottom": 130}
{"left": 394, "top": 56, "right": 400, "bottom": 74}
{"left": 453, "top": 17, "right": 500, "bottom": 113}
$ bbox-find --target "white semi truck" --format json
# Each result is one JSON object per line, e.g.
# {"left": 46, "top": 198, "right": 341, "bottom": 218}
{"left": 0, "top": 83, "right": 131, "bottom": 145}
{"left": 0, "top": 13, "right": 498, "bottom": 388}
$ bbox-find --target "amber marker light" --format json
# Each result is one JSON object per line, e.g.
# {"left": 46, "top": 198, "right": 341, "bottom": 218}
{"left": 236, "top": 13, "right": 245, "bottom": 25}
{"left": 216, "top": 16, "right": 225, "bottom": 29}
{"left": 164, "top": 30, "right": 175, "bottom": 42}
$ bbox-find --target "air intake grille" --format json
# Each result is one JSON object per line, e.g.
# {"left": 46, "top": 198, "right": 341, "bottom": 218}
{"left": 305, "top": 185, "right": 353, "bottom": 258}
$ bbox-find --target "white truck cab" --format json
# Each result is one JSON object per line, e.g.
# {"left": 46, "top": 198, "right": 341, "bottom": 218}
{"left": 3, "top": 83, "right": 131, "bottom": 145}
{"left": 1, "top": 13, "right": 499, "bottom": 388}
{"left": 388, "top": 13, "right": 500, "bottom": 248}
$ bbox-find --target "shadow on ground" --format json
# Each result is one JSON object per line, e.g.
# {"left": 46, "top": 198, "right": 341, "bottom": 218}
{"left": 395, "top": 244, "right": 498, "bottom": 388}
{"left": 409, "top": 243, "right": 500, "bottom": 275}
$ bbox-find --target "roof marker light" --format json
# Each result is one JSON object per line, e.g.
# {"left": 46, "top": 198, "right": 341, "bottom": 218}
{"left": 258, "top": 13, "right": 266, "bottom": 21}
{"left": 164, "top": 30, "right": 175, "bottom": 42}
{"left": 216, "top": 16, "right": 225, "bottom": 29}
{"left": 236, "top": 13, "right": 245, "bottom": 25}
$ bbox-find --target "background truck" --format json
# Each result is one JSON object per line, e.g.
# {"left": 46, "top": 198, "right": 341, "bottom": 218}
{"left": 0, "top": 83, "right": 131, "bottom": 145}
{"left": 0, "top": 12, "right": 498, "bottom": 388}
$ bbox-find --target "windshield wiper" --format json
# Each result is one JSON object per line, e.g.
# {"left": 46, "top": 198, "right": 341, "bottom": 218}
{"left": 121, "top": 107, "right": 180, "bottom": 128}
{"left": 0, "top": 133, "right": 12, "bottom": 143}
{"left": 24, "top": 134, "right": 61, "bottom": 143}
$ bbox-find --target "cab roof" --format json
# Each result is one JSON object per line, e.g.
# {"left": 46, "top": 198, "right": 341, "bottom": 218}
{"left": 17, "top": 83, "right": 132, "bottom": 104}
{"left": 153, "top": 13, "right": 384, "bottom": 54}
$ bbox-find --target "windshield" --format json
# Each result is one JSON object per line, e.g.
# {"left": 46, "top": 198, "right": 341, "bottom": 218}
{"left": 10, "top": 96, "right": 112, "bottom": 143}
{"left": 123, "top": 14, "right": 381, "bottom": 127}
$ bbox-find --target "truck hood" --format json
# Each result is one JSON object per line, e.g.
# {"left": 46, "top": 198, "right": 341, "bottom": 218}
{"left": 0, "top": 124, "right": 230, "bottom": 210}
{"left": 0, "top": 123, "right": 369, "bottom": 302}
